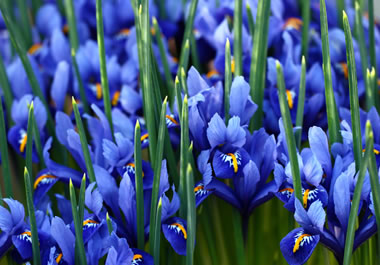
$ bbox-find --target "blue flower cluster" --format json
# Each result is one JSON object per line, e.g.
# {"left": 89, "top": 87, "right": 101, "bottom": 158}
{"left": 0, "top": 0, "right": 379, "bottom": 264}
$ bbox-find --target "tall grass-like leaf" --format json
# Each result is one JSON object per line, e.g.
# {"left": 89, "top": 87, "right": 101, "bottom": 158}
{"left": 180, "top": 67, "right": 189, "bottom": 95}
{"left": 233, "top": 0, "right": 242, "bottom": 77}
{"left": 249, "top": 0, "right": 271, "bottom": 131}
{"left": 175, "top": 76, "right": 183, "bottom": 121}
{"left": 301, "top": 0, "right": 310, "bottom": 59}
{"left": 153, "top": 198, "right": 163, "bottom": 265}
{"left": 225, "top": 39, "right": 232, "bottom": 124}
{"left": 354, "top": 2, "right": 372, "bottom": 110}
{"left": 32, "top": 111, "right": 45, "bottom": 168}
{"left": 31, "top": 0, "right": 43, "bottom": 18}
{"left": 276, "top": 61, "right": 302, "bottom": 202}
{"left": 24, "top": 168, "right": 41, "bottom": 265}
{"left": 186, "top": 164, "right": 196, "bottom": 265}
{"left": 152, "top": 17, "right": 175, "bottom": 108}
{"left": 246, "top": 3, "right": 255, "bottom": 37}
{"left": 64, "top": 0, "right": 79, "bottom": 52}
{"left": 69, "top": 180, "right": 87, "bottom": 265}
{"left": 295, "top": 56, "right": 307, "bottom": 149}
{"left": 0, "top": 2, "right": 56, "bottom": 136}
{"left": 178, "top": 0, "right": 199, "bottom": 72}
{"left": 320, "top": 0, "right": 342, "bottom": 144}
{"left": 26, "top": 103, "right": 34, "bottom": 176}
{"left": 149, "top": 98, "right": 168, "bottom": 255}
{"left": 178, "top": 39, "right": 190, "bottom": 79}
{"left": 96, "top": 0, "right": 114, "bottom": 135}
{"left": 336, "top": 0, "right": 345, "bottom": 28}
{"left": 343, "top": 11, "right": 362, "bottom": 170}
{"left": 78, "top": 174, "right": 86, "bottom": 225}
{"left": 136, "top": 2, "right": 158, "bottom": 164}
{"left": 370, "top": 68, "right": 378, "bottom": 110}
{"left": 232, "top": 210, "right": 245, "bottom": 265}
{"left": 179, "top": 96, "right": 189, "bottom": 218}
{"left": 71, "top": 50, "right": 90, "bottom": 114}
{"left": 72, "top": 98, "right": 96, "bottom": 183}
{"left": 368, "top": 0, "right": 377, "bottom": 96}
{"left": 134, "top": 120, "right": 145, "bottom": 250}
{"left": 342, "top": 148, "right": 370, "bottom": 265}
{"left": 106, "top": 212, "right": 113, "bottom": 234}
{"left": 0, "top": 53, "right": 13, "bottom": 123}
{"left": 15, "top": 0, "right": 32, "bottom": 48}
{"left": 365, "top": 121, "right": 380, "bottom": 256}
{"left": 0, "top": 100, "right": 13, "bottom": 197}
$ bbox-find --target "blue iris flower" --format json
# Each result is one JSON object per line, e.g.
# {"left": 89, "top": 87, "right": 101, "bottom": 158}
{"left": 7, "top": 95, "right": 47, "bottom": 162}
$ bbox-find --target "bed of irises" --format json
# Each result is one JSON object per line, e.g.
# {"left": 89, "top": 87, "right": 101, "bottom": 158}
{"left": 0, "top": 0, "right": 379, "bottom": 264}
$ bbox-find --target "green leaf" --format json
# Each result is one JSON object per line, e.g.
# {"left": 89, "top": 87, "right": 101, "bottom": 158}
{"left": 26, "top": 103, "right": 34, "bottom": 176}
{"left": 149, "top": 98, "right": 168, "bottom": 255}
{"left": 249, "top": 0, "right": 271, "bottom": 131}
{"left": 24, "top": 168, "right": 41, "bottom": 265}
{"left": 354, "top": 2, "right": 372, "bottom": 111}
{"left": 225, "top": 39, "right": 232, "bottom": 124}
{"left": 153, "top": 198, "right": 163, "bottom": 265}
{"left": 336, "top": 0, "right": 345, "bottom": 28}
{"left": 178, "top": 0, "right": 199, "bottom": 72}
{"left": 190, "top": 32, "right": 201, "bottom": 71}
{"left": 106, "top": 212, "right": 113, "bottom": 234}
{"left": 231, "top": 209, "right": 245, "bottom": 265}
{"left": 320, "top": 0, "right": 342, "bottom": 144}
{"left": 179, "top": 96, "right": 189, "bottom": 218}
{"left": 134, "top": 120, "right": 145, "bottom": 250}
{"left": 175, "top": 76, "right": 183, "bottom": 120}
{"left": 180, "top": 66, "right": 189, "bottom": 95}
{"left": 71, "top": 49, "right": 90, "bottom": 114}
{"left": 69, "top": 180, "right": 88, "bottom": 265}
{"left": 96, "top": 0, "right": 114, "bottom": 136}
{"left": 186, "top": 164, "right": 196, "bottom": 265}
{"left": 16, "top": 0, "right": 33, "bottom": 48}
{"left": 0, "top": 100, "right": 12, "bottom": 197}
{"left": 365, "top": 121, "right": 380, "bottom": 256}
{"left": 301, "top": 0, "right": 310, "bottom": 59}
{"left": 0, "top": 53, "right": 13, "bottom": 124}
{"left": 72, "top": 98, "right": 96, "bottom": 183}
{"left": 276, "top": 61, "right": 302, "bottom": 202}
{"left": 64, "top": 0, "right": 80, "bottom": 52}
{"left": 233, "top": 0, "right": 242, "bottom": 77}
{"left": 78, "top": 174, "right": 86, "bottom": 225}
{"left": 368, "top": 0, "right": 377, "bottom": 105}
{"left": 295, "top": 56, "right": 307, "bottom": 149}
{"left": 246, "top": 3, "right": 255, "bottom": 37}
{"left": 32, "top": 110, "right": 45, "bottom": 168}
{"left": 152, "top": 17, "right": 175, "bottom": 109}
{"left": 343, "top": 11, "right": 362, "bottom": 171}
{"left": 342, "top": 147, "right": 370, "bottom": 265}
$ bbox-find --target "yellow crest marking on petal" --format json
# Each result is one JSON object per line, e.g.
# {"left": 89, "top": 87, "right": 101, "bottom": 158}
{"left": 133, "top": 254, "right": 143, "bottom": 260}
{"left": 56, "top": 253, "right": 63, "bottom": 264}
{"left": 33, "top": 174, "right": 57, "bottom": 190}
{"left": 340, "top": 63, "right": 349, "bottom": 79}
{"left": 293, "top": 233, "right": 311, "bottom": 253}
{"left": 194, "top": 185, "right": 204, "bottom": 193}
{"left": 283, "top": 18, "right": 303, "bottom": 31}
{"left": 83, "top": 219, "right": 99, "bottom": 226}
{"left": 303, "top": 189, "right": 310, "bottom": 208}
{"left": 206, "top": 69, "right": 219, "bottom": 79}
{"left": 171, "top": 222, "right": 187, "bottom": 239}
{"left": 140, "top": 133, "right": 149, "bottom": 142}
{"left": 95, "top": 83, "right": 102, "bottom": 99}
{"left": 19, "top": 133, "right": 28, "bottom": 153}
{"left": 279, "top": 187, "right": 294, "bottom": 193}
{"left": 28, "top": 43, "right": 42, "bottom": 54}
{"left": 286, "top": 90, "right": 294, "bottom": 109}
{"left": 227, "top": 153, "right": 238, "bottom": 173}
{"left": 231, "top": 58, "right": 235, "bottom": 74}
{"left": 111, "top": 91, "right": 121, "bottom": 106}
{"left": 166, "top": 115, "right": 179, "bottom": 125}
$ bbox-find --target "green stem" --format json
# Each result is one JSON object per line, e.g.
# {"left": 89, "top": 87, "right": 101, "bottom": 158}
{"left": 71, "top": 50, "right": 90, "bottom": 114}
{"left": 64, "top": 0, "right": 80, "bottom": 52}
{"left": 246, "top": 3, "right": 255, "bottom": 37}
{"left": 320, "top": 0, "right": 342, "bottom": 144}
{"left": 186, "top": 164, "right": 196, "bottom": 265}
{"left": 301, "top": 0, "right": 310, "bottom": 60}
{"left": 179, "top": 96, "right": 189, "bottom": 218}
{"left": 24, "top": 168, "right": 41, "bottom": 265}
{"left": 0, "top": 100, "right": 13, "bottom": 197}
{"left": 295, "top": 56, "right": 306, "bottom": 149}
{"left": 343, "top": 11, "right": 362, "bottom": 171}
{"left": 249, "top": 0, "right": 271, "bottom": 131}
{"left": 276, "top": 61, "right": 302, "bottom": 202}
{"left": 134, "top": 120, "right": 145, "bottom": 250}
{"left": 233, "top": 0, "right": 242, "bottom": 77}
{"left": 72, "top": 98, "right": 96, "bottom": 183}
{"left": 96, "top": 0, "right": 114, "bottom": 136}
{"left": 153, "top": 198, "right": 163, "bottom": 265}
{"left": 225, "top": 39, "right": 232, "bottom": 124}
